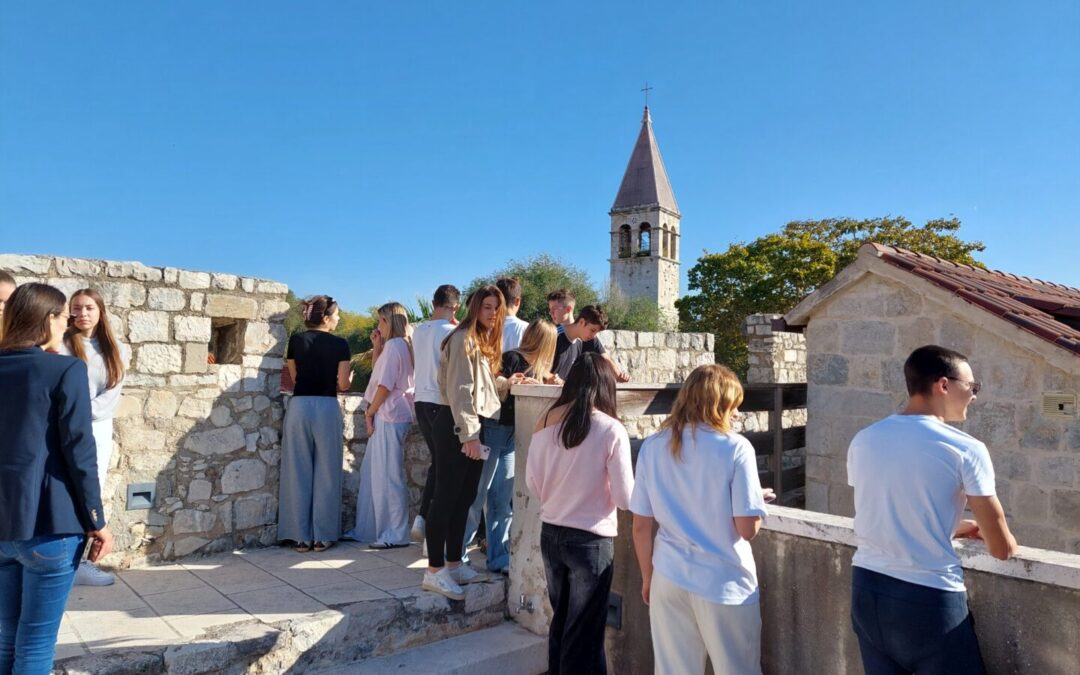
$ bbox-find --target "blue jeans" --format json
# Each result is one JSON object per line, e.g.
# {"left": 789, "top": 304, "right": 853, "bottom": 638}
{"left": 462, "top": 419, "right": 515, "bottom": 571}
{"left": 540, "top": 523, "right": 614, "bottom": 675}
{"left": 851, "top": 566, "right": 986, "bottom": 675}
{"left": 0, "top": 534, "right": 85, "bottom": 675}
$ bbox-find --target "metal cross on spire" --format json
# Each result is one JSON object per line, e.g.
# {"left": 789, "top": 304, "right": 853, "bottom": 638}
{"left": 641, "top": 82, "right": 653, "bottom": 108}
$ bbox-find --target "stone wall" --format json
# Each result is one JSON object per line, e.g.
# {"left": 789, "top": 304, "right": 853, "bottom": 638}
{"left": 1, "top": 254, "right": 290, "bottom": 565}
{"left": 800, "top": 271, "right": 1080, "bottom": 553}
{"left": 596, "top": 329, "right": 714, "bottom": 384}
{"left": 744, "top": 313, "right": 806, "bottom": 384}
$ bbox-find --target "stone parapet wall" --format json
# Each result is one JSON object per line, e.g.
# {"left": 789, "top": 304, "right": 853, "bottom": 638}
{"left": 802, "top": 272, "right": 1080, "bottom": 553}
{"left": 1, "top": 254, "right": 290, "bottom": 565}
{"left": 596, "top": 329, "right": 714, "bottom": 384}
{"left": 744, "top": 313, "right": 807, "bottom": 384}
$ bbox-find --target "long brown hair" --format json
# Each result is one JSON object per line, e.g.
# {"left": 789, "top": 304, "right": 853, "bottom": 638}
{"left": 378, "top": 301, "right": 414, "bottom": 366}
{"left": 65, "top": 288, "right": 126, "bottom": 389}
{"left": 0, "top": 283, "right": 66, "bottom": 351}
{"left": 443, "top": 285, "right": 505, "bottom": 376}
{"left": 515, "top": 320, "right": 557, "bottom": 381}
{"left": 548, "top": 353, "right": 618, "bottom": 449}
{"left": 661, "top": 364, "right": 744, "bottom": 459}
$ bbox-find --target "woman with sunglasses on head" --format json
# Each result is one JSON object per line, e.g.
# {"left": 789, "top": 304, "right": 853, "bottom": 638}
{"left": 526, "top": 352, "right": 634, "bottom": 675}
{"left": 348, "top": 302, "right": 415, "bottom": 550}
{"left": 0, "top": 283, "right": 113, "bottom": 675}
{"left": 631, "top": 364, "right": 770, "bottom": 675}
{"left": 422, "top": 286, "right": 507, "bottom": 601}
{"left": 59, "top": 289, "right": 130, "bottom": 587}
{"left": 279, "top": 295, "right": 352, "bottom": 553}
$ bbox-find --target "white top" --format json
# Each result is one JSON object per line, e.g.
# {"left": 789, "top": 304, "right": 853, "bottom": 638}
{"left": 502, "top": 315, "right": 529, "bottom": 352}
{"left": 365, "top": 337, "right": 414, "bottom": 423}
{"left": 525, "top": 411, "right": 634, "bottom": 537}
{"left": 411, "top": 319, "right": 455, "bottom": 405}
{"left": 631, "top": 425, "right": 768, "bottom": 605}
{"left": 59, "top": 337, "right": 131, "bottom": 422}
{"left": 847, "top": 414, "right": 997, "bottom": 592}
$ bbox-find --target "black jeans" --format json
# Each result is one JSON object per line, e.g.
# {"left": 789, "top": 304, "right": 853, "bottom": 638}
{"left": 414, "top": 401, "right": 440, "bottom": 520}
{"left": 851, "top": 566, "right": 986, "bottom": 675}
{"left": 425, "top": 404, "right": 485, "bottom": 568}
{"left": 540, "top": 522, "right": 614, "bottom": 675}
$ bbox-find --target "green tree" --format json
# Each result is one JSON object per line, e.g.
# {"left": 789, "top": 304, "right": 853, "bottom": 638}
{"left": 465, "top": 254, "right": 600, "bottom": 323}
{"left": 677, "top": 216, "right": 986, "bottom": 376}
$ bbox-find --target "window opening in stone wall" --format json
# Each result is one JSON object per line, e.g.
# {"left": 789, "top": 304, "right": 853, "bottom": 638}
{"left": 661, "top": 224, "right": 669, "bottom": 257}
{"left": 637, "top": 224, "right": 652, "bottom": 256}
{"left": 618, "top": 225, "right": 632, "bottom": 258}
{"left": 208, "top": 318, "right": 247, "bottom": 365}
{"left": 671, "top": 230, "right": 678, "bottom": 259}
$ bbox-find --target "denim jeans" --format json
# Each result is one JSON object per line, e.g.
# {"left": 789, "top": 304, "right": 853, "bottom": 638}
{"left": 0, "top": 534, "right": 85, "bottom": 675}
{"left": 540, "top": 522, "right": 614, "bottom": 675}
{"left": 462, "top": 419, "right": 515, "bottom": 570}
{"left": 851, "top": 566, "right": 986, "bottom": 675}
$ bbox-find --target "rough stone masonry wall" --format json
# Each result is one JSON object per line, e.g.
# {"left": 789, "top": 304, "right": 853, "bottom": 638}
{"left": 803, "top": 272, "right": 1080, "bottom": 554}
{"left": 0, "top": 254, "right": 289, "bottom": 565}
{"left": 595, "top": 329, "right": 714, "bottom": 384}
{"left": 744, "top": 313, "right": 807, "bottom": 384}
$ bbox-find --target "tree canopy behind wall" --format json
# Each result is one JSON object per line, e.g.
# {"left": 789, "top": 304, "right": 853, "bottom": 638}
{"left": 677, "top": 217, "right": 986, "bottom": 377}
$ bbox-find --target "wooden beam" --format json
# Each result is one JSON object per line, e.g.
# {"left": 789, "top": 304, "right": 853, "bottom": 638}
{"left": 744, "top": 426, "right": 806, "bottom": 456}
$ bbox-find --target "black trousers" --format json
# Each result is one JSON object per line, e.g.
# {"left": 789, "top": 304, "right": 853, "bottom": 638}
{"left": 414, "top": 401, "right": 440, "bottom": 520}
{"left": 424, "top": 404, "right": 485, "bottom": 568}
{"left": 540, "top": 522, "right": 614, "bottom": 675}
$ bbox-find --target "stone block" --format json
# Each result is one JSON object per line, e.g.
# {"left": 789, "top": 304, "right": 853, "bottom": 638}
{"left": 994, "top": 451, "right": 1031, "bottom": 481}
{"left": 828, "top": 482, "right": 855, "bottom": 517}
{"left": 221, "top": 458, "right": 267, "bottom": 494}
{"left": 120, "top": 426, "right": 167, "bottom": 451}
{"left": 244, "top": 321, "right": 288, "bottom": 356}
{"left": 234, "top": 494, "right": 276, "bottom": 529}
{"left": 163, "top": 267, "right": 180, "bottom": 284}
{"left": 172, "top": 509, "right": 217, "bottom": 535}
{"left": 210, "top": 406, "right": 234, "bottom": 427}
{"left": 1051, "top": 490, "right": 1080, "bottom": 532}
{"left": 145, "top": 391, "right": 179, "bottom": 419}
{"left": 205, "top": 294, "right": 259, "bottom": 320}
{"left": 897, "top": 317, "right": 936, "bottom": 352}
{"left": 132, "top": 263, "right": 164, "bottom": 282}
{"left": 171, "top": 373, "right": 217, "bottom": 387}
{"left": 938, "top": 319, "right": 975, "bottom": 354}
{"left": 190, "top": 292, "right": 204, "bottom": 311}
{"left": 116, "top": 394, "right": 143, "bottom": 418}
{"left": 127, "top": 311, "right": 170, "bottom": 343}
{"left": 184, "top": 343, "right": 209, "bottom": 374}
{"left": 212, "top": 273, "right": 239, "bottom": 290}
{"left": 254, "top": 395, "right": 271, "bottom": 412}
{"left": 255, "top": 280, "right": 288, "bottom": 295}
{"left": 808, "top": 354, "right": 848, "bottom": 386}
{"left": 805, "top": 320, "right": 840, "bottom": 353}
{"left": 188, "top": 479, "right": 213, "bottom": 502}
{"left": 1013, "top": 483, "right": 1051, "bottom": 522}
{"left": 105, "top": 261, "right": 133, "bottom": 277}
{"left": 233, "top": 396, "right": 254, "bottom": 412}
{"left": 137, "top": 344, "right": 183, "bottom": 374}
{"left": 243, "top": 369, "right": 269, "bottom": 393}
{"left": 97, "top": 280, "right": 145, "bottom": 309}
{"left": 173, "top": 536, "right": 210, "bottom": 557}
{"left": 184, "top": 425, "right": 247, "bottom": 455}
{"left": 175, "top": 315, "right": 212, "bottom": 342}
{"left": 147, "top": 288, "right": 186, "bottom": 311}
{"left": 963, "top": 401, "right": 1018, "bottom": 446}
{"left": 126, "top": 373, "right": 167, "bottom": 387}
{"left": 241, "top": 277, "right": 255, "bottom": 292}
{"left": 1019, "top": 407, "right": 1064, "bottom": 452}
{"left": 54, "top": 257, "right": 102, "bottom": 276}
{"left": 0, "top": 254, "right": 51, "bottom": 274}
{"left": 1036, "top": 456, "right": 1077, "bottom": 488}
{"left": 164, "top": 641, "right": 231, "bottom": 675}
{"left": 840, "top": 321, "right": 896, "bottom": 356}
{"left": 178, "top": 270, "right": 211, "bottom": 289}
{"left": 884, "top": 286, "right": 923, "bottom": 317}
{"left": 218, "top": 365, "right": 243, "bottom": 392}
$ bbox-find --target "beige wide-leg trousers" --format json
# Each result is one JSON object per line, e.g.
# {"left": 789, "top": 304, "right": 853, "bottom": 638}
{"left": 650, "top": 572, "right": 763, "bottom": 675}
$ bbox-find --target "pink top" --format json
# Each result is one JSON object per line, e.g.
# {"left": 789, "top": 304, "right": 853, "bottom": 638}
{"left": 366, "top": 338, "right": 415, "bottom": 424}
{"left": 525, "top": 411, "right": 634, "bottom": 537}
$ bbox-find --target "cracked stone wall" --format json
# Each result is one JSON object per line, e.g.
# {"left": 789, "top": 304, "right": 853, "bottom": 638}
{"left": 801, "top": 272, "right": 1080, "bottom": 554}
{"left": 1, "top": 254, "right": 289, "bottom": 565}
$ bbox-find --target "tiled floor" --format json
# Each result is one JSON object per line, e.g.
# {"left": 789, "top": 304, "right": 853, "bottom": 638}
{"left": 57, "top": 542, "right": 490, "bottom": 662}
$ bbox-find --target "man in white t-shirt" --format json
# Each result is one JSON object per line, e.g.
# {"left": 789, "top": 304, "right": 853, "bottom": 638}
{"left": 497, "top": 277, "right": 528, "bottom": 352}
{"left": 409, "top": 284, "right": 460, "bottom": 542}
{"left": 847, "top": 345, "right": 1016, "bottom": 674}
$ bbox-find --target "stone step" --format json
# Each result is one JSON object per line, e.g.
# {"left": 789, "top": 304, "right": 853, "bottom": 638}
{"left": 319, "top": 621, "right": 547, "bottom": 675}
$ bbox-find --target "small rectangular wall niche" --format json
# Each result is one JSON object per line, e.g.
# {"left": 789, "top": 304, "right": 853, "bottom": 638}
{"left": 208, "top": 317, "right": 247, "bottom": 365}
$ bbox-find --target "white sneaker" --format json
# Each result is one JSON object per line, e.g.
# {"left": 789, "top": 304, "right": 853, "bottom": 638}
{"left": 422, "top": 568, "right": 464, "bottom": 601}
{"left": 450, "top": 563, "right": 488, "bottom": 585}
{"left": 74, "top": 561, "right": 115, "bottom": 586}
{"left": 411, "top": 515, "right": 426, "bottom": 541}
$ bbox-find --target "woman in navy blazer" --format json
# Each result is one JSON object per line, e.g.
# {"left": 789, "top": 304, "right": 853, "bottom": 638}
{"left": 0, "top": 283, "right": 114, "bottom": 675}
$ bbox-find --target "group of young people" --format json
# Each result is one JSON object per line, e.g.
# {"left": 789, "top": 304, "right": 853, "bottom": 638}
{"left": 0, "top": 268, "right": 1019, "bottom": 675}
{"left": 0, "top": 279, "right": 128, "bottom": 674}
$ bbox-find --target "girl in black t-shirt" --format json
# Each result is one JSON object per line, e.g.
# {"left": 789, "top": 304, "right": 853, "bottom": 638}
{"left": 279, "top": 295, "right": 352, "bottom": 553}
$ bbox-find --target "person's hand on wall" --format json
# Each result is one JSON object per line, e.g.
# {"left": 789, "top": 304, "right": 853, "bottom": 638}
{"left": 953, "top": 519, "right": 981, "bottom": 539}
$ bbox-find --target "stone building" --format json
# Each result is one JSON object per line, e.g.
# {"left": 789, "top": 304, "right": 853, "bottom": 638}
{"left": 0, "top": 253, "right": 290, "bottom": 565}
{"left": 609, "top": 107, "right": 681, "bottom": 330}
{"left": 782, "top": 243, "right": 1080, "bottom": 553}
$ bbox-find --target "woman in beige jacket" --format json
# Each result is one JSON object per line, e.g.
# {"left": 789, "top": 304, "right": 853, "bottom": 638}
{"left": 422, "top": 285, "right": 519, "bottom": 600}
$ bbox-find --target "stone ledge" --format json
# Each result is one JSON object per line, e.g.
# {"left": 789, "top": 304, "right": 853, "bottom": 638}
{"left": 764, "top": 505, "right": 1080, "bottom": 591}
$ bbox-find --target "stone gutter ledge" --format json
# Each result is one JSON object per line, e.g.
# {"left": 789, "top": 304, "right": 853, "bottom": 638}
{"left": 765, "top": 505, "right": 1080, "bottom": 591}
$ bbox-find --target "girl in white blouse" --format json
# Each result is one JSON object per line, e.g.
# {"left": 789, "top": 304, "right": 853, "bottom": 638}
{"left": 62, "top": 289, "right": 130, "bottom": 586}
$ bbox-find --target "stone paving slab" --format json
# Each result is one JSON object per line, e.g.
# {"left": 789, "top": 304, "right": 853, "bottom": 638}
{"left": 55, "top": 542, "right": 504, "bottom": 674}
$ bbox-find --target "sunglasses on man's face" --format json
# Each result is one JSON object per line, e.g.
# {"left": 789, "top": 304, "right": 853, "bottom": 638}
{"left": 946, "top": 377, "right": 981, "bottom": 396}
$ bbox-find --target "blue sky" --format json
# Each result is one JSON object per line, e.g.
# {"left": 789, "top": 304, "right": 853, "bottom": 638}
{"left": 2, "top": 2, "right": 1078, "bottom": 312}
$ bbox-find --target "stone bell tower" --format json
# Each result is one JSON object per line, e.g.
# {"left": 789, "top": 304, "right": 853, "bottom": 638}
{"left": 609, "top": 106, "right": 681, "bottom": 330}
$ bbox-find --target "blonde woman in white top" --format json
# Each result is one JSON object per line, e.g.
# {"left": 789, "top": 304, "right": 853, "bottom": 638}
{"left": 62, "top": 288, "right": 130, "bottom": 586}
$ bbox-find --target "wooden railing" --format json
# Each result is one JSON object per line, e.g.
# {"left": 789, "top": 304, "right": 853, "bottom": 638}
{"left": 616, "top": 382, "right": 808, "bottom": 503}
